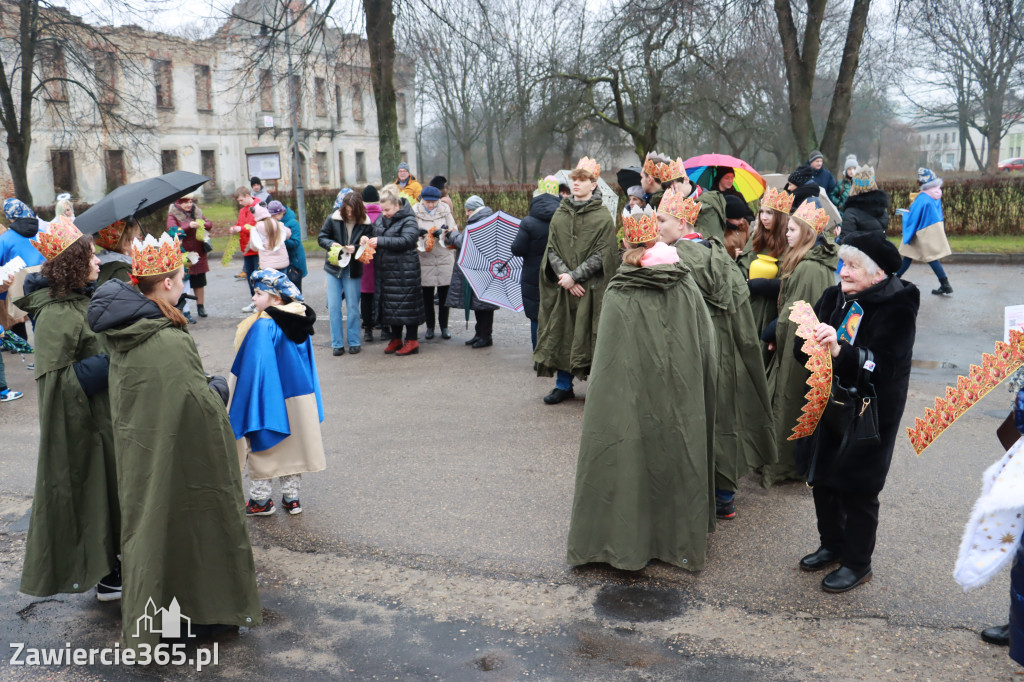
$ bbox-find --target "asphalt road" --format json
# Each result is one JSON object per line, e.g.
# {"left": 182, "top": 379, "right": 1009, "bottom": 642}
{"left": 1, "top": 261, "right": 1023, "bottom": 680}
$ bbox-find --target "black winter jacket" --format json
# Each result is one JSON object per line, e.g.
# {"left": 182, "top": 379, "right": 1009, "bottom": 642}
{"left": 318, "top": 210, "right": 372, "bottom": 279}
{"left": 445, "top": 207, "right": 499, "bottom": 312}
{"left": 796, "top": 276, "right": 919, "bottom": 495}
{"left": 839, "top": 190, "right": 890, "bottom": 239}
{"left": 511, "top": 193, "right": 560, "bottom": 321}
{"left": 372, "top": 200, "right": 426, "bottom": 326}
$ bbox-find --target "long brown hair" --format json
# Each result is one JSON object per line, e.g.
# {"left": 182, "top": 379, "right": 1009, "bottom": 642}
{"left": 341, "top": 191, "right": 367, "bottom": 224}
{"left": 622, "top": 239, "right": 657, "bottom": 266}
{"left": 752, "top": 208, "right": 788, "bottom": 258}
{"left": 41, "top": 237, "right": 93, "bottom": 298}
{"left": 779, "top": 219, "right": 816, "bottom": 279}
{"left": 261, "top": 217, "right": 281, "bottom": 250}
{"left": 723, "top": 218, "right": 750, "bottom": 260}
{"left": 135, "top": 269, "right": 188, "bottom": 327}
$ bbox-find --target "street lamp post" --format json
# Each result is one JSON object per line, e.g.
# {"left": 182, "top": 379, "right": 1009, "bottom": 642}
{"left": 283, "top": 4, "right": 307, "bottom": 239}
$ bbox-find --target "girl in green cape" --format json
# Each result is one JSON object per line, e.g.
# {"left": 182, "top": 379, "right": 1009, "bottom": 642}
{"left": 760, "top": 200, "right": 838, "bottom": 487}
{"left": 17, "top": 216, "right": 121, "bottom": 602}
{"left": 88, "top": 233, "right": 261, "bottom": 652}
{"left": 567, "top": 205, "right": 718, "bottom": 572}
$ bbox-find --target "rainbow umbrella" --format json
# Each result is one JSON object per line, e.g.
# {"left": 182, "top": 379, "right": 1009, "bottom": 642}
{"left": 683, "top": 154, "right": 766, "bottom": 202}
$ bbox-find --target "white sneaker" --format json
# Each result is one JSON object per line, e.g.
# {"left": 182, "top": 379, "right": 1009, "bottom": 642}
{"left": 0, "top": 389, "right": 23, "bottom": 402}
{"left": 241, "top": 302, "right": 256, "bottom": 313}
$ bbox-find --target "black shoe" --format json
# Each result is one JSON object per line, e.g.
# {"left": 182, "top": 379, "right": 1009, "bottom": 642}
{"left": 96, "top": 561, "right": 122, "bottom": 602}
{"left": 183, "top": 311, "right": 196, "bottom": 324}
{"left": 471, "top": 337, "right": 493, "bottom": 348}
{"left": 197, "top": 304, "right": 207, "bottom": 318}
{"left": 715, "top": 497, "right": 736, "bottom": 520}
{"left": 441, "top": 328, "right": 451, "bottom": 340}
{"left": 931, "top": 278, "right": 954, "bottom": 296}
{"left": 822, "top": 565, "right": 872, "bottom": 593}
{"left": 333, "top": 347, "right": 345, "bottom": 356}
{"left": 465, "top": 336, "right": 481, "bottom": 346}
{"left": 543, "top": 387, "right": 575, "bottom": 405}
{"left": 981, "top": 623, "right": 1011, "bottom": 646}
{"left": 363, "top": 329, "right": 374, "bottom": 343}
{"left": 425, "top": 328, "right": 435, "bottom": 340}
{"left": 348, "top": 346, "right": 360, "bottom": 355}
{"left": 799, "top": 546, "right": 841, "bottom": 572}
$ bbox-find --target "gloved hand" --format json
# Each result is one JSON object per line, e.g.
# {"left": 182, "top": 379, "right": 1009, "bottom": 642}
{"left": 748, "top": 277, "right": 781, "bottom": 298}
{"left": 208, "top": 375, "right": 230, "bottom": 406}
{"left": 1014, "top": 388, "right": 1024, "bottom": 435}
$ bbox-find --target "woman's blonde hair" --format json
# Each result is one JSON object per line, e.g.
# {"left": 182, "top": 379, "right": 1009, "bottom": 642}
{"left": 262, "top": 217, "right": 281, "bottom": 250}
{"left": 379, "top": 183, "right": 402, "bottom": 206}
{"left": 55, "top": 199, "right": 74, "bottom": 217}
{"left": 779, "top": 218, "right": 816, "bottom": 278}
{"left": 622, "top": 239, "right": 656, "bottom": 266}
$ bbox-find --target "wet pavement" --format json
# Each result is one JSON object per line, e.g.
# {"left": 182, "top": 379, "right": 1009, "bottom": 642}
{"left": 1, "top": 261, "right": 1023, "bottom": 679}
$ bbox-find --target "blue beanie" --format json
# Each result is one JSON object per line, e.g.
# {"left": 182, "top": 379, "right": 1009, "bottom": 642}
{"left": 420, "top": 186, "right": 442, "bottom": 201}
{"left": 333, "top": 188, "right": 352, "bottom": 210}
{"left": 917, "top": 167, "right": 940, "bottom": 187}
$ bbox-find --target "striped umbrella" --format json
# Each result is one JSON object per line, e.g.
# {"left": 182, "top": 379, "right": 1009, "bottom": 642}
{"left": 683, "top": 153, "right": 766, "bottom": 202}
{"left": 458, "top": 211, "right": 524, "bottom": 312}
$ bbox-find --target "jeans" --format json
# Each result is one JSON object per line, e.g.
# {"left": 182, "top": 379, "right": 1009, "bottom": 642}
{"left": 556, "top": 370, "right": 573, "bottom": 391}
{"left": 422, "top": 286, "right": 450, "bottom": 330}
{"left": 0, "top": 352, "right": 6, "bottom": 391}
{"left": 325, "top": 271, "right": 362, "bottom": 349}
{"left": 530, "top": 318, "right": 538, "bottom": 350}
{"left": 243, "top": 254, "right": 260, "bottom": 295}
{"left": 896, "top": 256, "right": 946, "bottom": 280}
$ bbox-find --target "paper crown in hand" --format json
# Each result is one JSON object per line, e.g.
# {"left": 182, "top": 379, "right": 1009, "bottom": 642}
{"left": 642, "top": 152, "right": 686, "bottom": 183}
{"left": 575, "top": 156, "right": 601, "bottom": 179}
{"left": 760, "top": 187, "right": 795, "bottom": 214}
{"left": 538, "top": 176, "right": 560, "bottom": 196}
{"left": 657, "top": 187, "right": 701, "bottom": 226}
{"left": 791, "top": 200, "right": 829, "bottom": 234}
{"left": 131, "top": 232, "right": 186, "bottom": 278}
{"left": 94, "top": 220, "right": 127, "bottom": 251}
{"left": 621, "top": 205, "right": 658, "bottom": 244}
{"left": 787, "top": 301, "right": 833, "bottom": 440}
{"left": 32, "top": 215, "right": 83, "bottom": 261}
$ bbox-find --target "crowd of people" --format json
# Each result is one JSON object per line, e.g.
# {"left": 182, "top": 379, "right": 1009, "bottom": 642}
{"left": 5, "top": 148, "right": 1009, "bottom": 659}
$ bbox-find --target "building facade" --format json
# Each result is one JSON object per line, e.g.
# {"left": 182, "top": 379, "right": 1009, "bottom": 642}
{"left": 914, "top": 121, "right": 1024, "bottom": 172}
{"left": 0, "top": 1, "right": 416, "bottom": 204}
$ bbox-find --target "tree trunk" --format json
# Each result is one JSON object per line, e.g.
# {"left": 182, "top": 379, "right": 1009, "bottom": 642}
{"left": 561, "top": 129, "right": 576, "bottom": 170}
{"left": 6, "top": 132, "right": 32, "bottom": 205}
{"left": 485, "top": 118, "right": 494, "bottom": 184}
{"left": 819, "top": 0, "right": 872, "bottom": 174}
{"left": 362, "top": 0, "right": 400, "bottom": 182}
{"left": 460, "top": 141, "right": 475, "bottom": 184}
{"left": 774, "top": 0, "right": 828, "bottom": 161}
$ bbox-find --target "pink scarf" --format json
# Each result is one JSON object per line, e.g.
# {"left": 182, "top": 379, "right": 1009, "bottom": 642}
{"left": 640, "top": 240, "right": 680, "bottom": 266}
{"left": 923, "top": 186, "right": 942, "bottom": 201}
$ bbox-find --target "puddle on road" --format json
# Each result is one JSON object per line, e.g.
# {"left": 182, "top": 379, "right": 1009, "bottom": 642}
{"left": 912, "top": 359, "right": 958, "bottom": 369}
{"left": 592, "top": 584, "right": 687, "bottom": 622}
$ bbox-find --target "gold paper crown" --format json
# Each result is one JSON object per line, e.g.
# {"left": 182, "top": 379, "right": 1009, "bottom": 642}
{"left": 131, "top": 233, "right": 186, "bottom": 277}
{"left": 575, "top": 156, "right": 601, "bottom": 178}
{"left": 642, "top": 153, "right": 686, "bottom": 183}
{"left": 94, "top": 220, "right": 127, "bottom": 251}
{"left": 657, "top": 187, "right": 701, "bottom": 226}
{"left": 621, "top": 205, "right": 658, "bottom": 244}
{"left": 33, "top": 215, "right": 83, "bottom": 261}
{"left": 791, "top": 201, "right": 829, "bottom": 234}
{"left": 787, "top": 301, "right": 833, "bottom": 440}
{"left": 761, "top": 187, "right": 794, "bottom": 214}
{"left": 538, "top": 178, "right": 559, "bottom": 196}
{"left": 907, "top": 330, "right": 1024, "bottom": 455}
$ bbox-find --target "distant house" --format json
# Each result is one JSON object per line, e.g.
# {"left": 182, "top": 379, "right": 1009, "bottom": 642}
{"left": 913, "top": 121, "right": 1024, "bottom": 171}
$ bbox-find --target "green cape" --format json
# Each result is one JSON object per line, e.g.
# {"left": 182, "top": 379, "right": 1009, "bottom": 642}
{"left": 761, "top": 241, "right": 838, "bottom": 487}
{"left": 567, "top": 263, "right": 717, "bottom": 571}
{"left": 101, "top": 316, "right": 261, "bottom": 650}
{"left": 96, "top": 259, "right": 132, "bottom": 288}
{"left": 16, "top": 288, "right": 119, "bottom": 597}
{"left": 533, "top": 196, "right": 619, "bottom": 380}
{"left": 694, "top": 191, "right": 727, "bottom": 242}
{"left": 676, "top": 239, "right": 777, "bottom": 490}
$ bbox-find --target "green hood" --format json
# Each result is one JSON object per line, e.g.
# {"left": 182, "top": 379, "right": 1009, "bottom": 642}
{"left": 608, "top": 262, "right": 689, "bottom": 292}
{"left": 102, "top": 317, "right": 177, "bottom": 353}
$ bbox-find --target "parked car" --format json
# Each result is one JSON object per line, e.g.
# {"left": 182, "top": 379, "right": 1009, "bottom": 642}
{"left": 998, "top": 158, "right": 1024, "bottom": 172}
{"left": 939, "top": 161, "right": 956, "bottom": 172}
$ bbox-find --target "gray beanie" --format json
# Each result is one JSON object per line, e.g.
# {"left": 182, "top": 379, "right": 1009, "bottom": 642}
{"left": 398, "top": 162, "right": 410, "bottom": 172}
{"left": 464, "top": 195, "right": 484, "bottom": 212}
{"left": 808, "top": 150, "right": 824, "bottom": 163}
{"left": 844, "top": 154, "right": 859, "bottom": 171}
{"left": 627, "top": 185, "right": 645, "bottom": 199}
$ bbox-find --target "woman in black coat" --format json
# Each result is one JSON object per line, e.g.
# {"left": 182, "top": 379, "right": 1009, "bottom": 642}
{"left": 840, "top": 166, "right": 889, "bottom": 238}
{"left": 796, "top": 230, "right": 919, "bottom": 593}
{"left": 511, "top": 189, "right": 561, "bottom": 349}
{"left": 366, "top": 185, "right": 425, "bottom": 356}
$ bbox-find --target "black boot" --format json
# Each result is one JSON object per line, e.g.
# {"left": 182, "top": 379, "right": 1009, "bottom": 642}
{"left": 363, "top": 328, "right": 374, "bottom": 343}
{"left": 931, "top": 278, "right": 953, "bottom": 296}
{"left": 981, "top": 623, "right": 1010, "bottom": 646}
{"left": 197, "top": 304, "right": 207, "bottom": 318}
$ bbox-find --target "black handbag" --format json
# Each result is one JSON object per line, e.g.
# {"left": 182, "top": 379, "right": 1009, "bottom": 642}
{"left": 807, "top": 347, "right": 880, "bottom": 485}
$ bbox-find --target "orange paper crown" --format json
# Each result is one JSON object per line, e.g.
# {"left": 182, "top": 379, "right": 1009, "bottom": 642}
{"left": 33, "top": 215, "right": 83, "bottom": 261}
{"left": 575, "top": 156, "right": 601, "bottom": 178}
{"left": 761, "top": 187, "right": 795, "bottom": 214}
{"left": 642, "top": 153, "right": 686, "bottom": 183}
{"left": 906, "top": 330, "right": 1024, "bottom": 455}
{"left": 657, "top": 187, "right": 701, "bottom": 226}
{"left": 621, "top": 205, "right": 658, "bottom": 244}
{"left": 791, "top": 200, "right": 829, "bottom": 234}
{"left": 787, "top": 300, "right": 833, "bottom": 440}
{"left": 94, "top": 220, "right": 127, "bottom": 251}
{"left": 131, "top": 233, "right": 186, "bottom": 277}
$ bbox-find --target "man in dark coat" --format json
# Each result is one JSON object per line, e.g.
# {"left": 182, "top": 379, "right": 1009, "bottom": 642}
{"left": 808, "top": 150, "right": 837, "bottom": 196}
{"left": 370, "top": 191, "right": 425, "bottom": 356}
{"left": 796, "top": 230, "right": 918, "bottom": 593}
{"left": 511, "top": 181, "right": 561, "bottom": 349}
{"left": 839, "top": 165, "right": 890, "bottom": 238}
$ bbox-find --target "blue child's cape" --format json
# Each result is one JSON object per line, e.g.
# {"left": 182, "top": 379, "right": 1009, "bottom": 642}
{"left": 902, "top": 193, "right": 943, "bottom": 244}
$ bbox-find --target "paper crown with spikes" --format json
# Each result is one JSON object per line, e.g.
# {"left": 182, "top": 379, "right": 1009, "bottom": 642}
{"left": 131, "top": 233, "right": 187, "bottom": 277}
{"left": 575, "top": 156, "right": 601, "bottom": 178}
{"left": 657, "top": 187, "right": 701, "bottom": 226}
{"left": 621, "top": 205, "right": 658, "bottom": 244}
{"left": 642, "top": 152, "right": 686, "bottom": 183}
{"left": 906, "top": 330, "right": 1024, "bottom": 456}
{"left": 32, "top": 215, "right": 83, "bottom": 261}
{"left": 787, "top": 301, "right": 832, "bottom": 440}
{"left": 760, "top": 187, "right": 795, "bottom": 214}
{"left": 791, "top": 200, "right": 829, "bottom": 234}
{"left": 94, "top": 220, "right": 127, "bottom": 251}
{"left": 538, "top": 177, "right": 560, "bottom": 196}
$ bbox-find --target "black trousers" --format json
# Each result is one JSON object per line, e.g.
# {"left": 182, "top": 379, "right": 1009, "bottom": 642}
{"left": 475, "top": 309, "right": 494, "bottom": 339}
{"left": 812, "top": 485, "right": 880, "bottom": 572}
{"left": 391, "top": 324, "right": 418, "bottom": 342}
{"left": 360, "top": 292, "right": 375, "bottom": 329}
{"left": 422, "top": 286, "right": 449, "bottom": 330}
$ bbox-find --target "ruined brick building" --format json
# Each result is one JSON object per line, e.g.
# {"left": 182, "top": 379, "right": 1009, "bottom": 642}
{"left": 0, "top": 0, "right": 416, "bottom": 203}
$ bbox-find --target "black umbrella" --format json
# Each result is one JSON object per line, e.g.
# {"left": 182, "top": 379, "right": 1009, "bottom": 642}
{"left": 616, "top": 166, "right": 642, "bottom": 192}
{"left": 75, "top": 171, "right": 210, "bottom": 234}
